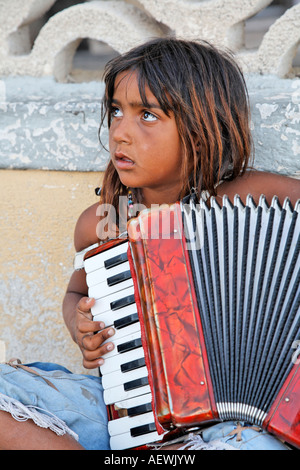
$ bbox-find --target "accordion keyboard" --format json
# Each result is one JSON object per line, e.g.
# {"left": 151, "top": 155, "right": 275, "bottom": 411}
{"left": 84, "top": 240, "right": 161, "bottom": 450}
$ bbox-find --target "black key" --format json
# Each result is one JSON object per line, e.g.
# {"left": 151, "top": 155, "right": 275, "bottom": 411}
{"left": 114, "top": 313, "right": 139, "bottom": 329}
{"left": 124, "top": 376, "right": 149, "bottom": 391}
{"left": 118, "top": 338, "right": 142, "bottom": 354}
{"left": 110, "top": 294, "right": 135, "bottom": 311}
{"left": 107, "top": 270, "right": 131, "bottom": 287}
{"left": 130, "top": 422, "right": 156, "bottom": 438}
{"left": 104, "top": 251, "right": 128, "bottom": 269}
{"left": 121, "top": 357, "right": 146, "bottom": 373}
{"left": 128, "top": 402, "right": 153, "bottom": 417}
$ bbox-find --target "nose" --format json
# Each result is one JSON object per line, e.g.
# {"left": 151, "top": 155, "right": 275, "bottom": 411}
{"left": 110, "top": 114, "right": 133, "bottom": 145}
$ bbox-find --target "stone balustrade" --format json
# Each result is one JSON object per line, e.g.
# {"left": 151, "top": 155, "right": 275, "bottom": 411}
{"left": 0, "top": 0, "right": 299, "bottom": 80}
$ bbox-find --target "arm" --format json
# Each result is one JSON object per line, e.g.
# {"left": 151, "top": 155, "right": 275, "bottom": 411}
{"left": 62, "top": 203, "right": 115, "bottom": 369}
{"left": 217, "top": 170, "right": 300, "bottom": 207}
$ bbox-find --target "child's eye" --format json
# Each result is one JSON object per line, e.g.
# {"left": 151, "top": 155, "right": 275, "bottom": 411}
{"left": 111, "top": 107, "right": 123, "bottom": 118}
{"left": 142, "top": 111, "right": 157, "bottom": 122}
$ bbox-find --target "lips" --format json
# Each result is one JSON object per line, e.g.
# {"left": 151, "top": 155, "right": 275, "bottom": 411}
{"left": 114, "top": 152, "right": 134, "bottom": 169}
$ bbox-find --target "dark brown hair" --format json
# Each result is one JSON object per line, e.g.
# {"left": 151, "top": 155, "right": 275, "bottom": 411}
{"left": 99, "top": 37, "right": 252, "bottom": 210}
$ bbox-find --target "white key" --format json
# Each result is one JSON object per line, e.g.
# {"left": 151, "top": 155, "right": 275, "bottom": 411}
{"left": 101, "top": 328, "right": 142, "bottom": 359}
{"left": 102, "top": 323, "right": 142, "bottom": 351}
{"left": 94, "top": 312, "right": 141, "bottom": 342}
{"left": 108, "top": 411, "right": 155, "bottom": 437}
{"left": 115, "top": 392, "right": 153, "bottom": 411}
{"left": 102, "top": 365, "right": 148, "bottom": 390}
{"left": 84, "top": 242, "right": 128, "bottom": 273}
{"left": 91, "top": 286, "right": 135, "bottom": 316}
{"left": 89, "top": 276, "right": 133, "bottom": 300}
{"left": 110, "top": 431, "right": 161, "bottom": 450}
{"left": 93, "top": 302, "right": 138, "bottom": 328}
{"left": 104, "top": 383, "right": 151, "bottom": 405}
{"left": 86, "top": 261, "right": 131, "bottom": 288}
{"left": 100, "top": 346, "right": 145, "bottom": 374}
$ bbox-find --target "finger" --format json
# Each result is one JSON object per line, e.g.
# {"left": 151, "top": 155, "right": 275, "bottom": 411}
{"left": 81, "top": 333, "right": 95, "bottom": 350}
{"left": 82, "top": 341, "right": 114, "bottom": 362}
{"left": 81, "top": 327, "right": 115, "bottom": 351}
{"left": 78, "top": 319, "right": 105, "bottom": 335}
{"left": 82, "top": 356, "right": 105, "bottom": 370}
{"left": 82, "top": 339, "right": 115, "bottom": 369}
{"left": 76, "top": 297, "right": 95, "bottom": 319}
{"left": 78, "top": 296, "right": 95, "bottom": 310}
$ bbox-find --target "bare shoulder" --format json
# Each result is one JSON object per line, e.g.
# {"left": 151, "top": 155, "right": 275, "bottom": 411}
{"left": 74, "top": 202, "right": 100, "bottom": 252}
{"left": 217, "top": 170, "right": 300, "bottom": 207}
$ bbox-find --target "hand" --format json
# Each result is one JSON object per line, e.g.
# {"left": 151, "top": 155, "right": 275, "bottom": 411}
{"left": 74, "top": 297, "right": 115, "bottom": 369}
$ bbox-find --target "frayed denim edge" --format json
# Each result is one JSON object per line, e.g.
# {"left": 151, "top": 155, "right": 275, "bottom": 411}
{"left": 0, "top": 391, "right": 79, "bottom": 441}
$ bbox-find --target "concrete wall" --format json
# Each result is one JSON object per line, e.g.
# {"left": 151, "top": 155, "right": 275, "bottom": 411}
{"left": 0, "top": 0, "right": 299, "bottom": 374}
{"left": 0, "top": 170, "right": 102, "bottom": 372}
{"left": 1, "top": 74, "right": 299, "bottom": 175}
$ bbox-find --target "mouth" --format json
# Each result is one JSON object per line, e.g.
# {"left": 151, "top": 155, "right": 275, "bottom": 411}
{"left": 114, "top": 152, "right": 135, "bottom": 169}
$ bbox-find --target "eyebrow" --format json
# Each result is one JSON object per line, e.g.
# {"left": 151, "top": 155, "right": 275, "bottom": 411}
{"left": 111, "top": 98, "right": 162, "bottom": 110}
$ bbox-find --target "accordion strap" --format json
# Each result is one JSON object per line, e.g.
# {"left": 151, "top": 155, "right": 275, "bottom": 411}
{"left": 6, "top": 359, "right": 59, "bottom": 391}
{"left": 73, "top": 243, "right": 99, "bottom": 270}
{"left": 226, "top": 423, "right": 262, "bottom": 442}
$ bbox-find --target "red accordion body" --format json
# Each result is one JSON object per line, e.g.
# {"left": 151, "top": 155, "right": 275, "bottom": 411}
{"left": 127, "top": 203, "right": 300, "bottom": 448}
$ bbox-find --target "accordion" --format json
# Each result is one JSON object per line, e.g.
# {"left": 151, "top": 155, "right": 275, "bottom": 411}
{"left": 84, "top": 194, "right": 300, "bottom": 450}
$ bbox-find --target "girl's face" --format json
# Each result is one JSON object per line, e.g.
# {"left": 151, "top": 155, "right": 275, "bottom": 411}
{"left": 109, "top": 70, "right": 184, "bottom": 207}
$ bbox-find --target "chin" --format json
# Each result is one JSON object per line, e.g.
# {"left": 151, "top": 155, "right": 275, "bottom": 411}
{"left": 118, "top": 175, "right": 140, "bottom": 190}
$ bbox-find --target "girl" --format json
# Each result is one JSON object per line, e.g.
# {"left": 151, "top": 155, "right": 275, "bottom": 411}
{"left": 0, "top": 38, "right": 299, "bottom": 450}
{"left": 66, "top": 37, "right": 299, "bottom": 369}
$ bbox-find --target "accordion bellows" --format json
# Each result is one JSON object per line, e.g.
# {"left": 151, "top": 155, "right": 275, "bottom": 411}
{"left": 84, "top": 194, "right": 300, "bottom": 449}
{"left": 184, "top": 195, "right": 299, "bottom": 422}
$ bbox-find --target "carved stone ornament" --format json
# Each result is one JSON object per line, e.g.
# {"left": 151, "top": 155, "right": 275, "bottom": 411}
{"left": 0, "top": 0, "right": 299, "bottom": 80}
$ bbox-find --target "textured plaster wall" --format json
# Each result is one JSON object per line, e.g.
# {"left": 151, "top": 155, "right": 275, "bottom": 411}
{"left": 1, "top": 74, "right": 299, "bottom": 176}
{"left": 0, "top": 77, "right": 107, "bottom": 171}
{"left": 0, "top": 170, "right": 102, "bottom": 373}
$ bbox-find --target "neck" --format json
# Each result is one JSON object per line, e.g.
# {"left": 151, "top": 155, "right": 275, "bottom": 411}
{"left": 140, "top": 186, "right": 181, "bottom": 208}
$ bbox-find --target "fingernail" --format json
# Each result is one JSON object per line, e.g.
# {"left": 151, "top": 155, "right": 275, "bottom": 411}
{"left": 99, "top": 322, "right": 105, "bottom": 330}
{"left": 98, "top": 358, "right": 104, "bottom": 366}
{"left": 108, "top": 328, "right": 115, "bottom": 336}
{"left": 106, "top": 344, "right": 114, "bottom": 351}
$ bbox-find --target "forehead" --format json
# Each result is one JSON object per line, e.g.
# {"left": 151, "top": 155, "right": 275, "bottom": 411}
{"left": 113, "top": 70, "right": 157, "bottom": 104}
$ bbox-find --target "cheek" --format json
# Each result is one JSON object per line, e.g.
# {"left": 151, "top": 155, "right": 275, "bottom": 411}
{"left": 164, "top": 124, "right": 183, "bottom": 155}
{"left": 168, "top": 136, "right": 184, "bottom": 167}
{"left": 108, "top": 129, "right": 114, "bottom": 150}
{"left": 145, "top": 132, "right": 179, "bottom": 157}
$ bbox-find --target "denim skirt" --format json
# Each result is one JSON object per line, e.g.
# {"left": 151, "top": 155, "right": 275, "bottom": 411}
{"left": 0, "top": 361, "right": 110, "bottom": 450}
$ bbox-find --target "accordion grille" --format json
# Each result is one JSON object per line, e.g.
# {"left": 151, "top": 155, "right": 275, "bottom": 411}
{"left": 182, "top": 195, "right": 300, "bottom": 425}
